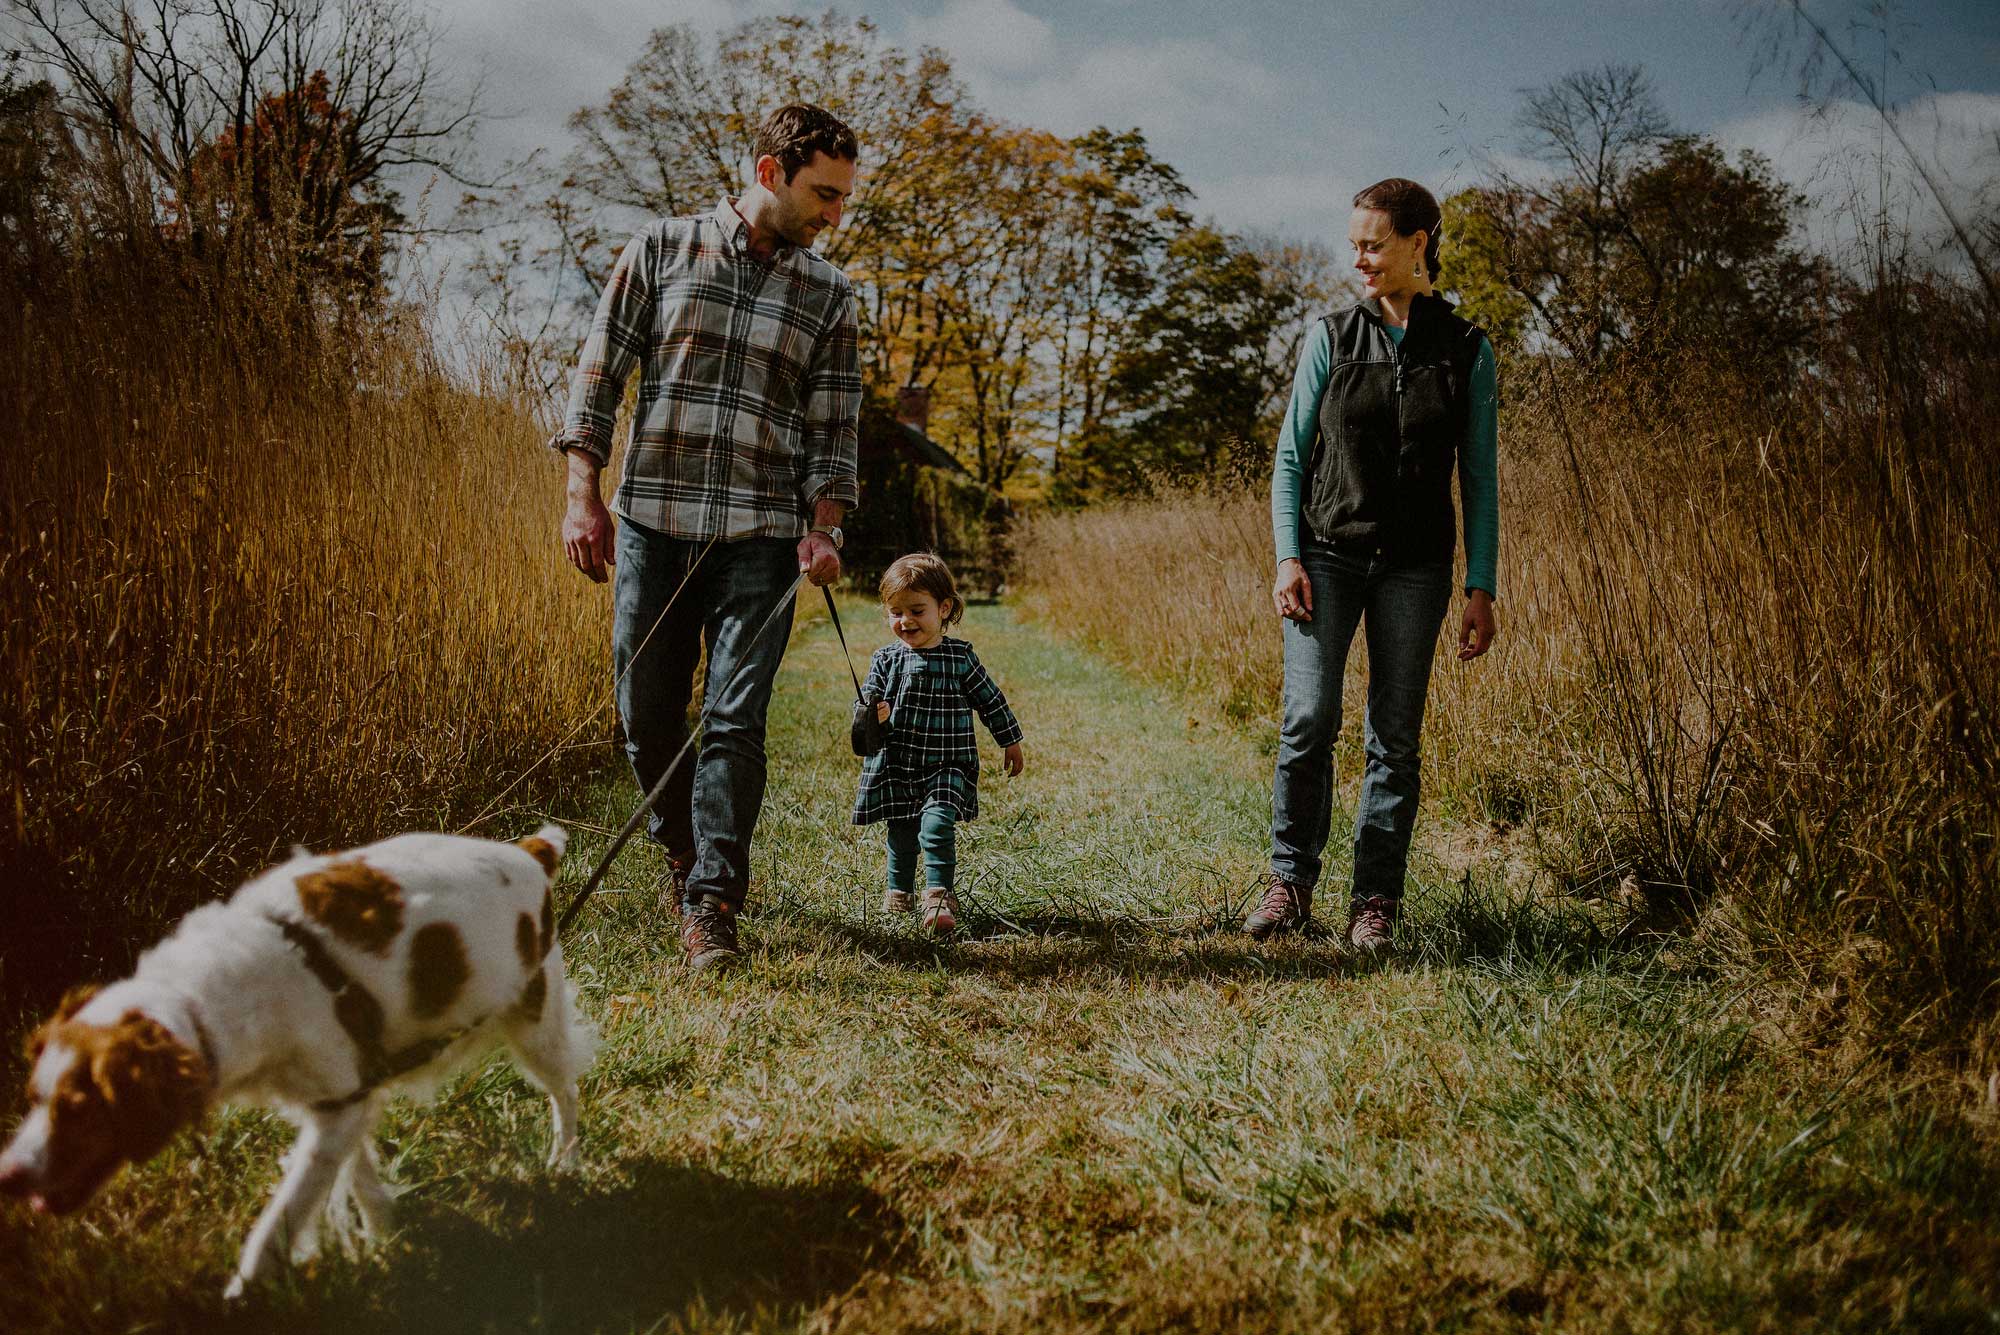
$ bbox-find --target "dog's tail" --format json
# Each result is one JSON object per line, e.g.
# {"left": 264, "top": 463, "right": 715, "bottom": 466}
{"left": 517, "top": 823, "right": 568, "bottom": 878}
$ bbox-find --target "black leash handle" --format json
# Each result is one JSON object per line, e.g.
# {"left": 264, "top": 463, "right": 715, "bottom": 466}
{"left": 822, "top": 585, "right": 869, "bottom": 706}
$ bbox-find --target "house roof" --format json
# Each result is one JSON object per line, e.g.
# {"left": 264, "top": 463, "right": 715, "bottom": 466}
{"left": 894, "top": 421, "right": 968, "bottom": 474}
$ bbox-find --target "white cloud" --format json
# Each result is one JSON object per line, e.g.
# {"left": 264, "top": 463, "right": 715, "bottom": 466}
{"left": 902, "top": 1, "right": 1282, "bottom": 146}
{"left": 1716, "top": 91, "right": 2000, "bottom": 268}
{"left": 905, "top": 0, "right": 1055, "bottom": 78}
{"left": 1190, "top": 169, "right": 1355, "bottom": 244}
{"left": 433, "top": 0, "right": 768, "bottom": 171}
{"left": 984, "top": 38, "right": 1283, "bottom": 140}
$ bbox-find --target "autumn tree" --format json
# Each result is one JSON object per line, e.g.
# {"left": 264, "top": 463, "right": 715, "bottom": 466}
{"left": 1438, "top": 189, "right": 1531, "bottom": 350}
{"left": 1068, "top": 228, "right": 1344, "bottom": 495}
{"left": 1043, "top": 128, "right": 1192, "bottom": 489}
{"left": 0, "top": 74, "right": 80, "bottom": 292}
{"left": 11, "top": 0, "right": 478, "bottom": 297}
{"left": 1453, "top": 62, "right": 1829, "bottom": 371}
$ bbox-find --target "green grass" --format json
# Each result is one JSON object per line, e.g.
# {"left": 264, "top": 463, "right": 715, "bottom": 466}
{"left": 3, "top": 601, "right": 1997, "bottom": 1332}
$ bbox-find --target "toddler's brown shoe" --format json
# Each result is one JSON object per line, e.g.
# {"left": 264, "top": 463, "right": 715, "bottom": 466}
{"left": 919, "top": 886, "right": 958, "bottom": 935}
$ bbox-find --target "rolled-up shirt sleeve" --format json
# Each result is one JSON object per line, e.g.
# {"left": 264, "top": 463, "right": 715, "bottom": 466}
{"left": 799, "top": 283, "right": 862, "bottom": 511}
{"left": 548, "top": 229, "right": 656, "bottom": 466}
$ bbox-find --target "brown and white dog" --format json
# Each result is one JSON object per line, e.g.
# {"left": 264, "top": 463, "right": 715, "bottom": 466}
{"left": 0, "top": 825, "right": 596, "bottom": 1298}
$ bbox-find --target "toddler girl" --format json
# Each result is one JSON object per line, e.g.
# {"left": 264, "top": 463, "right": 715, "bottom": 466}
{"left": 852, "top": 553, "right": 1024, "bottom": 933}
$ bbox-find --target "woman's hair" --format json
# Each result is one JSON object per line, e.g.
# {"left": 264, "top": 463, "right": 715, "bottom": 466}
{"left": 1352, "top": 177, "right": 1443, "bottom": 284}
{"left": 879, "top": 552, "right": 963, "bottom": 625}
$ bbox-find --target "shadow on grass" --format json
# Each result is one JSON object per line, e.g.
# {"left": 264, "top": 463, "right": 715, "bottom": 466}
{"left": 15, "top": 1153, "right": 909, "bottom": 1335}
{"left": 1407, "top": 878, "right": 1691, "bottom": 979}
{"left": 766, "top": 873, "right": 1679, "bottom": 988}
{"left": 784, "top": 907, "right": 1358, "bottom": 984}
{"left": 324, "top": 1155, "right": 903, "bottom": 1332}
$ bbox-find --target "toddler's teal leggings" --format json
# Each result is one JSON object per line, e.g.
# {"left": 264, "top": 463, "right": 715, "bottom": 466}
{"left": 886, "top": 803, "right": 958, "bottom": 891}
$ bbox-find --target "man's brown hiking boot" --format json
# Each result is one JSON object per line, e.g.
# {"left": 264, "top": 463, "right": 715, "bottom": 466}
{"left": 1346, "top": 895, "right": 1399, "bottom": 954}
{"left": 655, "top": 855, "right": 692, "bottom": 918}
{"left": 1243, "top": 876, "right": 1312, "bottom": 940}
{"left": 680, "top": 895, "right": 740, "bottom": 971}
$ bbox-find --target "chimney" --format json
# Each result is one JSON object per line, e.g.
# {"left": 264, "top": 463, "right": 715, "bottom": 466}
{"left": 894, "top": 384, "right": 931, "bottom": 434}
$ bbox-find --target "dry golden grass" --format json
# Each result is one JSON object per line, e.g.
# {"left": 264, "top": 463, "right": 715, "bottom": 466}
{"left": 0, "top": 265, "right": 609, "bottom": 1005}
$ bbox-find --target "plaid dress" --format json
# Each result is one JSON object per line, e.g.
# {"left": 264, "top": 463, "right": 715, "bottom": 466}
{"left": 852, "top": 637, "right": 1023, "bottom": 825}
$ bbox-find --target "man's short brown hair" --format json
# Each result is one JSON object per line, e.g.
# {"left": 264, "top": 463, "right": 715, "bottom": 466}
{"left": 755, "top": 104, "right": 859, "bottom": 183}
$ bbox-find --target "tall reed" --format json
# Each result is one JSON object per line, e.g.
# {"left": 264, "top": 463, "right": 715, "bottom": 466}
{"left": 0, "top": 220, "right": 609, "bottom": 1007}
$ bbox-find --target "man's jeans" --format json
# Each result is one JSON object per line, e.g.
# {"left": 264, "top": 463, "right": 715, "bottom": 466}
{"left": 1270, "top": 542, "right": 1452, "bottom": 902}
{"left": 614, "top": 521, "right": 797, "bottom": 912}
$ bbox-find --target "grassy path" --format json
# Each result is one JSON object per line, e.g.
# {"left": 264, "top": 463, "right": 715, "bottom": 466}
{"left": 6, "top": 602, "right": 1997, "bottom": 1333}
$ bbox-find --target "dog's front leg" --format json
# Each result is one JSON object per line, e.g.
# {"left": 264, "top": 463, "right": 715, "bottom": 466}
{"left": 224, "top": 1104, "right": 370, "bottom": 1300}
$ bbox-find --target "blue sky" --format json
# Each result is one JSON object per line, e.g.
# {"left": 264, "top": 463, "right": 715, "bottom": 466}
{"left": 437, "top": 0, "right": 1999, "bottom": 260}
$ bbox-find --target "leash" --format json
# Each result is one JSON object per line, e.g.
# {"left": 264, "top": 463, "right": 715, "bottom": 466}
{"left": 553, "top": 568, "right": 810, "bottom": 937}
{"left": 822, "top": 586, "right": 869, "bottom": 709}
{"left": 455, "top": 535, "right": 719, "bottom": 836}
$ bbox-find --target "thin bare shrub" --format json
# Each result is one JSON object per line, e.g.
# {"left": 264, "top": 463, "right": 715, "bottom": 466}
{"left": 0, "top": 113, "right": 605, "bottom": 1008}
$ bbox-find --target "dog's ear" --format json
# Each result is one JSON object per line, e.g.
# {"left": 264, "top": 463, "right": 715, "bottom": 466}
{"left": 89, "top": 1012, "right": 208, "bottom": 1165}
{"left": 24, "top": 984, "right": 100, "bottom": 1062}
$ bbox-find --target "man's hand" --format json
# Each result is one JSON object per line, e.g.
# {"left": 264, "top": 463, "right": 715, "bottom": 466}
{"left": 1002, "top": 743, "right": 1024, "bottom": 777}
{"left": 798, "top": 531, "right": 841, "bottom": 586}
{"left": 1458, "top": 589, "right": 1497, "bottom": 660}
{"left": 560, "top": 449, "right": 615, "bottom": 583}
{"left": 1273, "top": 558, "right": 1313, "bottom": 621}
{"left": 875, "top": 701, "right": 889, "bottom": 723}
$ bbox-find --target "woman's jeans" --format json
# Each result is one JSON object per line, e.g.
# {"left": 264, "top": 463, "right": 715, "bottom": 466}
{"left": 1270, "top": 541, "right": 1452, "bottom": 903}
{"left": 886, "top": 803, "right": 958, "bottom": 892}
{"left": 613, "top": 521, "right": 798, "bottom": 913}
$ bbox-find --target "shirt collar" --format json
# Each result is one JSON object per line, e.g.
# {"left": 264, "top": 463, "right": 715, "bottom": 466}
{"left": 713, "top": 196, "right": 794, "bottom": 258}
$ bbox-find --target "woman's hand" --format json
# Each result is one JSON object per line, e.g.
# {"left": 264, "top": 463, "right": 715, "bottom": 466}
{"left": 875, "top": 701, "right": 890, "bottom": 723}
{"left": 1273, "top": 558, "right": 1313, "bottom": 621}
{"left": 1458, "top": 590, "right": 1497, "bottom": 660}
{"left": 1002, "top": 743, "right": 1024, "bottom": 777}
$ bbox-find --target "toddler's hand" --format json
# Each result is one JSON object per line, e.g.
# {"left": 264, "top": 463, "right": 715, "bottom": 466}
{"left": 875, "top": 701, "right": 890, "bottom": 723}
{"left": 1002, "top": 743, "right": 1024, "bottom": 777}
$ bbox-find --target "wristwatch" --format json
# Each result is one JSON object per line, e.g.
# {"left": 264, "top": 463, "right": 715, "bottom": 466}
{"left": 810, "top": 524, "right": 844, "bottom": 549}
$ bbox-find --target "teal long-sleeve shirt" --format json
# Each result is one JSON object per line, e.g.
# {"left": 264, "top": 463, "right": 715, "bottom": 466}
{"left": 1270, "top": 319, "right": 1499, "bottom": 597}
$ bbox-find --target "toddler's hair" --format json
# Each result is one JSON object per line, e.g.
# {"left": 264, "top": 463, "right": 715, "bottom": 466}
{"left": 880, "top": 552, "right": 964, "bottom": 625}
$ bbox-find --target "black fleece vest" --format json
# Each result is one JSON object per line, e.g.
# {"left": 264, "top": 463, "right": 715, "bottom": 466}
{"left": 1302, "top": 293, "right": 1485, "bottom": 565}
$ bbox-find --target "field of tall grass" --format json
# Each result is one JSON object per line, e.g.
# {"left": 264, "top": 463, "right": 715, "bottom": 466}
{"left": 0, "top": 242, "right": 608, "bottom": 1008}
{"left": 1017, "top": 290, "right": 2000, "bottom": 1080}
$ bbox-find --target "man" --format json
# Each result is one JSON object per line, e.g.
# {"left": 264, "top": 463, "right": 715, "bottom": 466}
{"left": 550, "top": 103, "right": 861, "bottom": 970}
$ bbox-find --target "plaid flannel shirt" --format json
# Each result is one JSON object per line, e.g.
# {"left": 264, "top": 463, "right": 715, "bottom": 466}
{"left": 549, "top": 199, "right": 861, "bottom": 540}
{"left": 852, "top": 637, "right": 1023, "bottom": 825}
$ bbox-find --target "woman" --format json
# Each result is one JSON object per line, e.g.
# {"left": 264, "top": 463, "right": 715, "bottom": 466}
{"left": 1248, "top": 177, "right": 1499, "bottom": 953}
